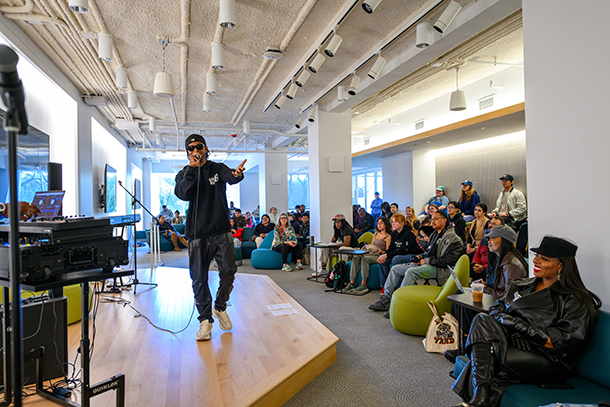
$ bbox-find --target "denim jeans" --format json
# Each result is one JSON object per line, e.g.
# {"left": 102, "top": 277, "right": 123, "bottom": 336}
{"left": 381, "top": 262, "right": 437, "bottom": 300}
{"left": 391, "top": 254, "right": 416, "bottom": 266}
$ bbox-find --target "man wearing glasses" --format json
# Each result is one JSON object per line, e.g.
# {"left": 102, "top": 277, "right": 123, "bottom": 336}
{"left": 175, "top": 134, "right": 247, "bottom": 341}
{"left": 369, "top": 210, "right": 463, "bottom": 312}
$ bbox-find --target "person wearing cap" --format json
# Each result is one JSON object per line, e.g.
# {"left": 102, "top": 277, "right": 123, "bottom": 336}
{"left": 458, "top": 180, "right": 480, "bottom": 222}
{"left": 315, "top": 214, "right": 359, "bottom": 276}
{"left": 451, "top": 236, "right": 602, "bottom": 407}
{"left": 422, "top": 186, "right": 450, "bottom": 218}
{"left": 370, "top": 192, "right": 383, "bottom": 220}
{"left": 489, "top": 174, "right": 527, "bottom": 225}
{"left": 175, "top": 134, "right": 247, "bottom": 342}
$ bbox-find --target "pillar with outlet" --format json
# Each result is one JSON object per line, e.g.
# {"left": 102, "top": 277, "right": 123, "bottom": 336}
{"left": 308, "top": 109, "right": 352, "bottom": 248}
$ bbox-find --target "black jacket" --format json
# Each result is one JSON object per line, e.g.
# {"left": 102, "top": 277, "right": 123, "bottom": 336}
{"left": 253, "top": 223, "right": 275, "bottom": 237}
{"left": 358, "top": 213, "right": 375, "bottom": 233}
{"left": 333, "top": 223, "right": 359, "bottom": 248}
{"left": 449, "top": 213, "right": 467, "bottom": 243}
{"left": 290, "top": 219, "right": 301, "bottom": 236}
{"left": 158, "top": 221, "right": 176, "bottom": 234}
{"left": 174, "top": 161, "right": 243, "bottom": 239}
{"left": 385, "top": 226, "right": 423, "bottom": 260}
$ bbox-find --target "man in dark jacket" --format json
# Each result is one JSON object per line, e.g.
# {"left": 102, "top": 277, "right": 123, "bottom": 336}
{"left": 232, "top": 208, "right": 246, "bottom": 227}
{"left": 369, "top": 211, "right": 463, "bottom": 311}
{"left": 354, "top": 208, "right": 375, "bottom": 237}
{"left": 377, "top": 213, "right": 423, "bottom": 284}
{"left": 175, "top": 134, "right": 246, "bottom": 342}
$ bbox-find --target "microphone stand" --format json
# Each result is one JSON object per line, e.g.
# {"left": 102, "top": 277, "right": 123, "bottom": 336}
{"left": 117, "top": 180, "right": 158, "bottom": 294}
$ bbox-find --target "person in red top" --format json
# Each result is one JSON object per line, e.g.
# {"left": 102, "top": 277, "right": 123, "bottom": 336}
{"left": 229, "top": 217, "right": 243, "bottom": 247}
{"left": 471, "top": 217, "right": 504, "bottom": 280}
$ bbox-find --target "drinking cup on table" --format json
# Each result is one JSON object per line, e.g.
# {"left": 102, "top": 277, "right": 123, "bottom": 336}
{"left": 471, "top": 282, "right": 484, "bottom": 302}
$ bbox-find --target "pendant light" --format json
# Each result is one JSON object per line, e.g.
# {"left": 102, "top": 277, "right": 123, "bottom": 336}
{"left": 449, "top": 66, "right": 466, "bottom": 111}
{"left": 153, "top": 42, "right": 175, "bottom": 98}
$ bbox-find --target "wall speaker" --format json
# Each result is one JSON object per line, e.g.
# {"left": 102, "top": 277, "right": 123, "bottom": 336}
{"left": 271, "top": 174, "right": 282, "bottom": 185}
{"left": 328, "top": 156, "right": 344, "bottom": 173}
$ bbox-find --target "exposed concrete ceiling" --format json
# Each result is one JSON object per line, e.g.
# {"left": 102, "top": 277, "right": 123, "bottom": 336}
{"left": 0, "top": 0, "right": 522, "bottom": 161}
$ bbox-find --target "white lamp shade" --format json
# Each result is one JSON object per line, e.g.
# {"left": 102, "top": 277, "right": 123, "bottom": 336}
{"left": 211, "top": 42, "right": 224, "bottom": 69}
{"left": 243, "top": 120, "right": 250, "bottom": 133}
{"left": 206, "top": 73, "right": 217, "bottom": 94}
{"left": 295, "top": 116, "right": 305, "bottom": 129}
{"left": 203, "top": 93, "right": 212, "bottom": 112}
{"left": 153, "top": 71, "right": 175, "bottom": 98}
{"left": 98, "top": 33, "right": 113, "bottom": 61}
{"left": 416, "top": 21, "right": 433, "bottom": 48}
{"left": 338, "top": 85, "right": 348, "bottom": 102}
{"left": 368, "top": 56, "right": 386, "bottom": 79}
{"left": 308, "top": 104, "right": 318, "bottom": 122}
{"left": 274, "top": 94, "right": 287, "bottom": 109}
{"left": 219, "top": 0, "right": 236, "bottom": 28}
{"left": 433, "top": 0, "right": 462, "bottom": 33}
{"left": 324, "top": 34, "right": 343, "bottom": 57}
{"left": 286, "top": 83, "right": 298, "bottom": 100}
{"left": 308, "top": 53, "right": 325, "bottom": 73}
{"left": 450, "top": 89, "right": 466, "bottom": 111}
{"left": 149, "top": 116, "right": 156, "bottom": 131}
{"left": 69, "top": 0, "right": 88, "bottom": 13}
{"left": 115, "top": 67, "right": 127, "bottom": 90}
{"left": 295, "top": 70, "right": 310, "bottom": 87}
{"left": 362, "top": 0, "right": 382, "bottom": 14}
{"left": 127, "top": 90, "right": 137, "bottom": 109}
{"left": 348, "top": 75, "right": 360, "bottom": 96}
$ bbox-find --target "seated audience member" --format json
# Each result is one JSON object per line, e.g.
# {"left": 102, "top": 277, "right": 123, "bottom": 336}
{"left": 369, "top": 211, "right": 463, "bottom": 312}
{"left": 420, "top": 186, "right": 449, "bottom": 219}
{"left": 470, "top": 217, "right": 504, "bottom": 281}
{"left": 298, "top": 213, "right": 310, "bottom": 246}
{"left": 172, "top": 210, "right": 184, "bottom": 225}
{"left": 287, "top": 211, "right": 301, "bottom": 236}
{"left": 158, "top": 215, "right": 188, "bottom": 252}
{"left": 447, "top": 201, "right": 467, "bottom": 244}
{"left": 405, "top": 206, "right": 420, "bottom": 230}
{"left": 390, "top": 203, "right": 400, "bottom": 216}
{"left": 229, "top": 218, "right": 243, "bottom": 247}
{"left": 376, "top": 214, "right": 423, "bottom": 285}
{"left": 268, "top": 206, "right": 279, "bottom": 225}
{"left": 489, "top": 174, "right": 527, "bottom": 228}
{"left": 466, "top": 203, "right": 490, "bottom": 259}
{"left": 159, "top": 204, "right": 173, "bottom": 220}
{"left": 272, "top": 213, "right": 304, "bottom": 272}
{"left": 344, "top": 217, "right": 392, "bottom": 295}
{"left": 370, "top": 192, "right": 383, "bottom": 220}
{"left": 451, "top": 236, "right": 601, "bottom": 407}
{"left": 352, "top": 204, "right": 362, "bottom": 227}
{"left": 515, "top": 219, "right": 528, "bottom": 257}
{"left": 253, "top": 214, "right": 275, "bottom": 248}
{"left": 418, "top": 204, "right": 438, "bottom": 250}
{"left": 458, "top": 180, "right": 481, "bottom": 222}
{"left": 381, "top": 201, "right": 392, "bottom": 219}
{"left": 244, "top": 211, "right": 254, "bottom": 228}
{"left": 354, "top": 208, "right": 375, "bottom": 237}
{"left": 314, "top": 214, "right": 359, "bottom": 277}
{"left": 232, "top": 208, "right": 246, "bottom": 227}
{"left": 294, "top": 205, "right": 304, "bottom": 222}
{"left": 228, "top": 201, "right": 236, "bottom": 218}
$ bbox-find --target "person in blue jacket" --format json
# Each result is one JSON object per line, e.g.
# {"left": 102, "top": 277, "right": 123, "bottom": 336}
{"left": 458, "top": 180, "right": 481, "bottom": 222}
{"left": 370, "top": 192, "right": 383, "bottom": 220}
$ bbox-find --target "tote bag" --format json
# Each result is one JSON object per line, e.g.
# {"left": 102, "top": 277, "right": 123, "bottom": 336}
{"left": 423, "top": 300, "right": 460, "bottom": 353}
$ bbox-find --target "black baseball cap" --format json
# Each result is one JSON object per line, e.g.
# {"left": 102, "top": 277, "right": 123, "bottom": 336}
{"left": 499, "top": 174, "right": 514, "bottom": 181}
{"left": 185, "top": 134, "right": 206, "bottom": 149}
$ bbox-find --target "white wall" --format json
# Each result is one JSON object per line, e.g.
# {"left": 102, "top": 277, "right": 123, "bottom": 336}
{"left": 523, "top": 0, "right": 610, "bottom": 310}
{"left": 382, "top": 151, "right": 413, "bottom": 209}
{"left": 239, "top": 172, "right": 259, "bottom": 214}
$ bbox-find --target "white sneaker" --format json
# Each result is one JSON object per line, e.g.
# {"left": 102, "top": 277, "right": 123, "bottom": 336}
{"left": 311, "top": 270, "right": 325, "bottom": 277}
{"left": 196, "top": 320, "right": 212, "bottom": 341}
{"left": 212, "top": 307, "right": 232, "bottom": 331}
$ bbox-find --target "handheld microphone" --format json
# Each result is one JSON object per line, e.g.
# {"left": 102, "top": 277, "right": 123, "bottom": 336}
{"left": 118, "top": 180, "right": 123, "bottom": 186}
{"left": 194, "top": 154, "right": 201, "bottom": 160}
{"left": 0, "top": 45, "right": 28, "bottom": 134}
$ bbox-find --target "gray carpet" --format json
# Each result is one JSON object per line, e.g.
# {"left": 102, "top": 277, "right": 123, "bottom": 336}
{"left": 135, "top": 248, "right": 464, "bottom": 407}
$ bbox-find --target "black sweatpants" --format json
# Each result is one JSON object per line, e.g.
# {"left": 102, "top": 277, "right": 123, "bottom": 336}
{"left": 188, "top": 232, "right": 237, "bottom": 323}
{"left": 272, "top": 242, "right": 303, "bottom": 264}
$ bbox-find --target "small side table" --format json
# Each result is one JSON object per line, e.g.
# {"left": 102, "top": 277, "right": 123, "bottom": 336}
{"left": 447, "top": 292, "right": 497, "bottom": 354}
{"left": 307, "top": 243, "right": 338, "bottom": 283}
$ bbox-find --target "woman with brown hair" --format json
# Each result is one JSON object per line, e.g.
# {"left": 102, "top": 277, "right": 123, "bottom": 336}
{"left": 458, "top": 180, "right": 481, "bottom": 222}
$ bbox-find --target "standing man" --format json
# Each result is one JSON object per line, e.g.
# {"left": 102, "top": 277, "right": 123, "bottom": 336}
{"left": 175, "top": 134, "right": 246, "bottom": 341}
{"left": 159, "top": 204, "right": 173, "bottom": 220}
{"left": 489, "top": 174, "right": 527, "bottom": 228}
{"left": 370, "top": 192, "right": 383, "bottom": 220}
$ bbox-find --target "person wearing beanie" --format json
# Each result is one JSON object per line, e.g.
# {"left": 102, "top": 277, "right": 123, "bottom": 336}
{"left": 175, "top": 134, "right": 247, "bottom": 341}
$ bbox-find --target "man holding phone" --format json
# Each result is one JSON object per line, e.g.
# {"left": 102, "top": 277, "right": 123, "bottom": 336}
{"left": 175, "top": 134, "right": 246, "bottom": 341}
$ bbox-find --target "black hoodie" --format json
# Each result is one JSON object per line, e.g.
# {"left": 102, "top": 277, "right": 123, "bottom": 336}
{"left": 385, "top": 225, "right": 423, "bottom": 260}
{"left": 174, "top": 160, "right": 243, "bottom": 239}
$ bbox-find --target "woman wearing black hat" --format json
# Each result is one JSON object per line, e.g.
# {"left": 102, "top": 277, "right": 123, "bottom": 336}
{"left": 451, "top": 236, "right": 601, "bottom": 407}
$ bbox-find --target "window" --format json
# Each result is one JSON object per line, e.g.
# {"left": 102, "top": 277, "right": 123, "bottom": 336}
{"left": 288, "top": 174, "right": 309, "bottom": 210}
{"left": 352, "top": 170, "right": 382, "bottom": 211}
{"left": 18, "top": 170, "right": 48, "bottom": 203}
{"left": 152, "top": 173, "right": 190, "bottom": 217}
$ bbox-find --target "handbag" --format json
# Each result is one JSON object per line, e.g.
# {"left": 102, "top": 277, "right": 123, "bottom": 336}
{"left": 423, "top": 300, "right": 460, "bottom": 353}
{"left": 362, "top": 244, "right": 381, "bottom": 255}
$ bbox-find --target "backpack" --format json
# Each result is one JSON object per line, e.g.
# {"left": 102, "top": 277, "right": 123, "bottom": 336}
{"left": 324, "top": 260, "right": 348, "bottom": 292}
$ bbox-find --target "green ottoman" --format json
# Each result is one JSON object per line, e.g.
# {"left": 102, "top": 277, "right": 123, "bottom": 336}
{"left": 390, "top": 285, "right": 444, "bottom": 335}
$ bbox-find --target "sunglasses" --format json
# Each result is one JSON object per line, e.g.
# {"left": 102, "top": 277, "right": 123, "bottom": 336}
{"left": 187, "top": 143, "right": 205, "bottom": 152}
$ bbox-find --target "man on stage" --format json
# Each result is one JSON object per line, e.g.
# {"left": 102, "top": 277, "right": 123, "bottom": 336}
{"left": 175, "top": 134, "right": 246, "bottom": 341}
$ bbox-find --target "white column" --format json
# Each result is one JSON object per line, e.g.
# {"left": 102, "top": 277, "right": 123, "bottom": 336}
{"left": 523, "top": 0, "right": 610, "bottom": 309}
{"left": 412, "top": 150, "right": 436, "bottom": 214}
{"left": 309, "top": 109, "right": 352, "bottom": 243}
{"left": 258, "top": 153, "right": 288, "bottom": 215}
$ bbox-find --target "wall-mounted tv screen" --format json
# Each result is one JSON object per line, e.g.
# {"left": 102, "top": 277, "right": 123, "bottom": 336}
{"left": 104, "top": 164, "right": 117, "bottom": 213}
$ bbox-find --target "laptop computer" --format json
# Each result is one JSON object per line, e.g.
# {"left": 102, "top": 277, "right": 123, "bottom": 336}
{"left": 31, "top": 190, "right": 65, "bottom": 218}
{"left": 448, "top": 265, "right": 470, "bottom": 294}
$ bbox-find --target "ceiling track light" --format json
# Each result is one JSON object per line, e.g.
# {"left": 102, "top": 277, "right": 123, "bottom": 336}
{"left": 211, "top": 42, "right": 225, "bottom": 69}
{"left": 115, "top": 67, "right": 127, "bottom": 90}
{"left": 449, "top": 66, "right": 466, "bottom": 111}
{"left": 433, "top": 0, "right": 462, "bottom": 34}
{"left": 286, "top": 83, "right": 298, "bottom": 100}
{"left": 308, "top": 53, "right": 325, "bottom": 73}
{"left": 324, "top": 34, "right": 343, "bottom": 57}
{"left": 153, "top": 41, "right": 175, "bottom": 98}
{"left": 203, "top": 93, "right": 212, "bottom": 112}
{"left": 416, "top": 21, "right": 433, "bottom": 48}
{"left": 308, "top": 104, "right": 318, "bottom": 122}
{"left": 274, "top": 94, "right": 287, "bottom": 109}
{"left": 206, "top": 72, "right": 217, "bottom": 94}
{"left": 294, "top": 115, "right": 306, "bottom": 129}
{"left": 149, "top": 116, "right": 156, "bottom": 131}
{"left": 337, "top": 85, "right": 348, "bottom": 102}
{"left": 368, "top": 55, "right": 386, "bottom": 79}
{"left": 69, "top": 0, "right": 88, "bottom": 13}
{"left": 127, "top": 90, "right": 137, "bottom": 109}
{"left": 97, "top": 33, "right": 113, "bottom": 61}
{"left": 243, "top": 120, "right": 250, "bottom": 133}
{"left": 348, "top": 75, "right": 360, "bottom": 96}
{"left": 362, "top": 0, "right": 382, "bottom": 14}
{"left": 219, "top": 0, "right": 236, "bottom": 29}
{"left": 295, "top": 70, "right": 310, "bottom": 87}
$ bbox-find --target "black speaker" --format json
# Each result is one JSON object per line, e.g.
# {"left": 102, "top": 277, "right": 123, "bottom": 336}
{"left": 0, "top": 295, "right": 68, "bottom": 385}
{"left": 48, "top": 162, "right": 62, "bottom": 215}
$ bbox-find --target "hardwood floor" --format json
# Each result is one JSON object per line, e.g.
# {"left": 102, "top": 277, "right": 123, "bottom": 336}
{"left": 23, "top": 267, "right": 338, "bottom": 407}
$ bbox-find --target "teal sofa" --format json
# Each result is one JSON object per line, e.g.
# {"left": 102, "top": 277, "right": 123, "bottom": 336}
{"left": 345, "top": 261, "right": 382, "bottom": 290}
{"left": 250, "top": 233, "right": 291, "bottom": 269}
{"left": 453, "top": 310, "right": 610, "bottom": 406}
{"left": 146, "top": 223, "right": 187, "bottom": 252}
{"left": 240, "top": 227, "right": 256, "bottom": 258}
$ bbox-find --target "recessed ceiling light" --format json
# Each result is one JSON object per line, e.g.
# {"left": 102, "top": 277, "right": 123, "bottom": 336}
{"left": 426, "top": 141, "right": 431, "bottom": 144}
{"left": 481, "top": 127, "right": 486, "bottom": 130}
{"left": 263, "top": 48, "right": 282, "bottom": 60}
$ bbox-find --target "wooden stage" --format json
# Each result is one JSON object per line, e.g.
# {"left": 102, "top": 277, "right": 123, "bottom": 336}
{"left": 24, "top": 267, "right": 338, "bottom": 407}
